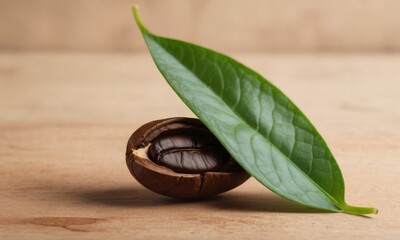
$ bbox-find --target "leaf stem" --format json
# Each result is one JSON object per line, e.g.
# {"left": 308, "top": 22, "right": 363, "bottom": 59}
{"left": 132, "top": 5, "right": 149, "bottom": 33}
{"left": 341, "top": 204, "right": 378, "bottom": 215}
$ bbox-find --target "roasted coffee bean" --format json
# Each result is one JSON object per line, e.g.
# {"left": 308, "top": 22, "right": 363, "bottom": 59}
{"left": 126, "top": 117, "right": 250, "bottom": 198}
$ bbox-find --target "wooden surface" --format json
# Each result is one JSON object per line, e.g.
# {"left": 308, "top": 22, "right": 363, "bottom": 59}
{"left": 0, "top": 53, "right": 399, "bottom": 239}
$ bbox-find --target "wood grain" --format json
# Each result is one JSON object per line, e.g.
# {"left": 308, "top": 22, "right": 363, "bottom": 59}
{"left": 0, "top": 53, "right": 399, "bottom": 239}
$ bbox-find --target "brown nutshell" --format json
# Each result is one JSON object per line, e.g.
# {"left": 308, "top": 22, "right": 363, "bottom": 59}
{"left": 126, "top": 117, "right": 250, "bottom": 198}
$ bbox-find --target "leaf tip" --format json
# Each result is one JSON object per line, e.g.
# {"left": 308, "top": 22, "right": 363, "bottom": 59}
{"left": 131, "top": 4, "right": 149, "bottom": 33}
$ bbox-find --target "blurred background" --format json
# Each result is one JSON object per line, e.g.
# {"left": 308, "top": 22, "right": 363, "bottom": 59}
{"left": 1, "top": 0, "right": 400, "bottom": 53}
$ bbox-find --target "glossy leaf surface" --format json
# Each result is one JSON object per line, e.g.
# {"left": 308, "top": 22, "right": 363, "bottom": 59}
{"left": 132, "top": 6, "right": 377, "bottom": 215}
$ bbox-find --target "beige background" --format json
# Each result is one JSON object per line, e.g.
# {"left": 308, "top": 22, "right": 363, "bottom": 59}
{"left": 1, "top": 0, "right": 400, "bottom": 52}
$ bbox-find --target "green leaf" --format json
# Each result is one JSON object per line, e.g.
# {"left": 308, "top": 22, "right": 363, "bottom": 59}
{"left": 131, "top": 6, "right": 377, "bottom": 215}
